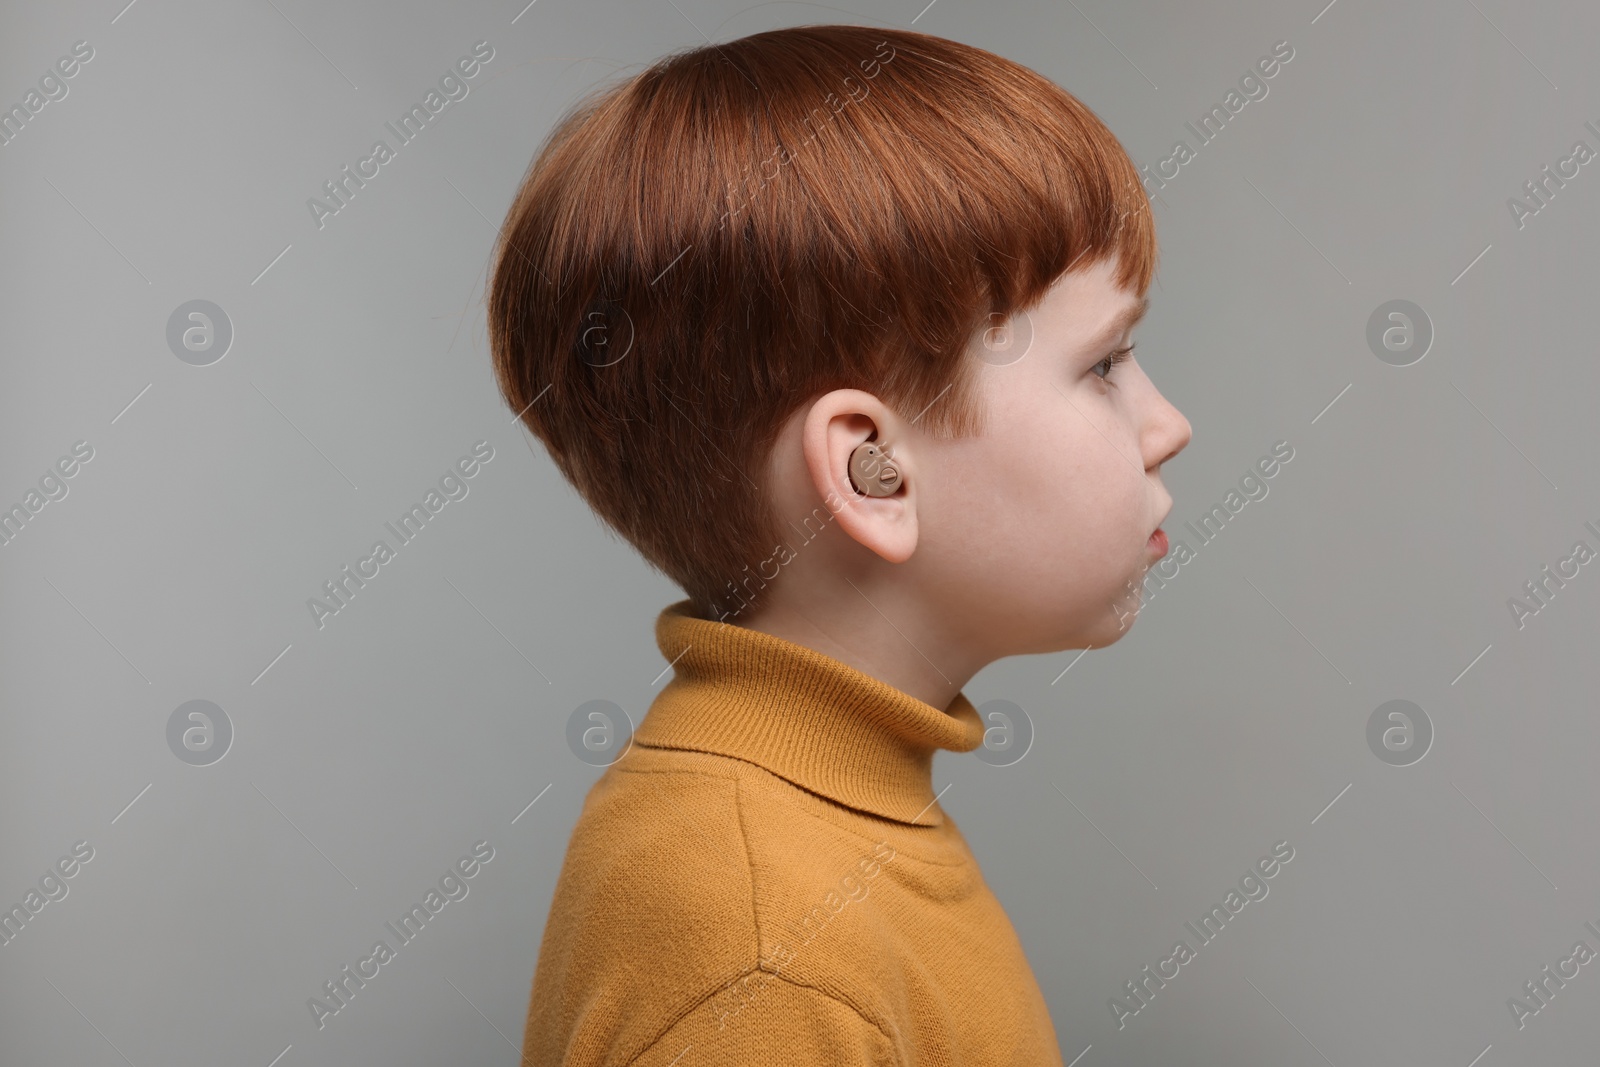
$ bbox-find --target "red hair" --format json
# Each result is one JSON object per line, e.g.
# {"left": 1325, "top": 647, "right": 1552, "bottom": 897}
{"left": 488, "top": 24, "right": 1156, "bottom": 619}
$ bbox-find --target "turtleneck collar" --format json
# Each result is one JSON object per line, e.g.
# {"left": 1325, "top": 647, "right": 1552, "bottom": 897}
{"left": 631, "top": 600, "right": 986, "bottom": 826}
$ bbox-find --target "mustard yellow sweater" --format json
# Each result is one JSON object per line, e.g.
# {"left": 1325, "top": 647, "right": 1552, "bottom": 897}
{"left": 521, "top": 600, "right": 1064, "bottom": 1066}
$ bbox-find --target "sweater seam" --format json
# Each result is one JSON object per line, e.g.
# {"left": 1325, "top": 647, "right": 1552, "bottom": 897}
{"left": 763, "top": 973, "right": 904, "bottom": 1063}
{"left": 734, "top": 774, "right": 761, "bottom": 974}
{"left": 622, "top": 971, "right": 903, "bottom": 1067}
{"left": 617, "top": 978, "right": 744, "bottom": 1067}
{"left": 604, "top": 768, "right": 758, "bottom": 1067}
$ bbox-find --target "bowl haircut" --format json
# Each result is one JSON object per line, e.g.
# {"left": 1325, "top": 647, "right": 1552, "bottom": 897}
{"left": 488, "top": 24, "right": 1156, "bottom": 619}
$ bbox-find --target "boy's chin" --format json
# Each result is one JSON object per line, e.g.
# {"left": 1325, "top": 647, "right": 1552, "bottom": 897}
{"left": 988, "top": 577, "right": 1149, "bottom": 655}
{"left": 1085, "top": 616, "right": 1137, "bottom": 648}
{"left": 1020, "top": 611, "right": 1137, "bottom": 658}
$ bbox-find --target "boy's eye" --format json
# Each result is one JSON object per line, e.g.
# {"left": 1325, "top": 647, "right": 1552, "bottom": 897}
{"left": 1093, "top": 343, "right": 1136, "bottom": 380}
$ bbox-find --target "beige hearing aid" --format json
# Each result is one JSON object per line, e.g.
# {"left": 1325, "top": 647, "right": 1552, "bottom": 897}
{"left": 848, "top": 441, "right": 901, "bottom": 497}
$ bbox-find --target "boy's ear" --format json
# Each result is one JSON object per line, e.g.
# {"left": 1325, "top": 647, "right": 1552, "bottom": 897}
{"left": 801, "top": 389, "right": 918, "bottom": 564}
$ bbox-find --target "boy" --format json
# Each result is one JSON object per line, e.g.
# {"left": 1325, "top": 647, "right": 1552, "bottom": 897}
{"left": 489, "top": 24, "right": 1191, "bottom": 1065}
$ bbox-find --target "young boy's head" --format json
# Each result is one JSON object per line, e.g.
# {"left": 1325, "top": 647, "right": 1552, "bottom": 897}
{"left": 489, "top": 25, "right": 1190, "bottom": 674}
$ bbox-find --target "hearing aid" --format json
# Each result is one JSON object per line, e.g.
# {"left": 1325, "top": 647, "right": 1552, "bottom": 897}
{"left": 848, "top": 441, "right": 901, "bottom": 497}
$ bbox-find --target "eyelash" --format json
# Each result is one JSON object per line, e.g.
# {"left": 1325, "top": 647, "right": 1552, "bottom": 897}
{"left": 1093, "top": 343, "right": 1136, "bottom": 381}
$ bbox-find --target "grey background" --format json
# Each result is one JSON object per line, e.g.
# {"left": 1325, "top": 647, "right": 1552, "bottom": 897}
{"left": 2, "top": 0, "right": 1596, "bottom": 1063}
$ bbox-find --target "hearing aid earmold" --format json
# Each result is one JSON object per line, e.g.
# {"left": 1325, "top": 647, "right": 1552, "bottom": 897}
{"left": 848, "top": 441, "right": 901, "bottom": 497}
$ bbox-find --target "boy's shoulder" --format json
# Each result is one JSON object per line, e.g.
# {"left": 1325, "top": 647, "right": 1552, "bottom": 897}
{"left": 523, "top": 746, "right": 910, "bottom": 1065}
{"left": 545, "top": 747, "right": 760, "bottom": 964}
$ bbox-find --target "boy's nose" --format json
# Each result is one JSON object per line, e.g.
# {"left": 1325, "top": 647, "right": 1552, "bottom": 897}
{"left": 1146, "top": 390, "right": 1192, "bottom": 470}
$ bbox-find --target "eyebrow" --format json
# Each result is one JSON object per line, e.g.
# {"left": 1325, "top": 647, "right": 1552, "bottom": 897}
{"left": 1083, "top": 295, "right": 1149, "bottom": 351}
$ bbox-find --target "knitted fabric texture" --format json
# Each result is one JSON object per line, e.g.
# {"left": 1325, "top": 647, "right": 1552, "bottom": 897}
{"left": 520, "top": 600, "right": 1064, "bottom": 1065}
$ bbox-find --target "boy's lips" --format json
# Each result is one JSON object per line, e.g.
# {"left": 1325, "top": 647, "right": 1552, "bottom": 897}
{"left": 1147, "top": 504, "right": 1173, "bottom": 557}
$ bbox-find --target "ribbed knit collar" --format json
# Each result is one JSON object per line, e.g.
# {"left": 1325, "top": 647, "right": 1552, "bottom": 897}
{"left": 632, "top": 600, "right": 987, "bottom": 826}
